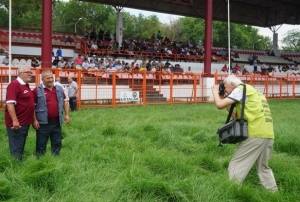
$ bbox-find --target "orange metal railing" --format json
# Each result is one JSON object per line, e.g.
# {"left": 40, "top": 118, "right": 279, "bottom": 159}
{"left": 1, "top": 67, "right": 300, "bottom": 110}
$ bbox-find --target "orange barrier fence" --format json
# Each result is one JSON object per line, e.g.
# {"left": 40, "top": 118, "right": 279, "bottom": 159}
{"left": 1, "top": 67, "right": 300, "bottom": 109}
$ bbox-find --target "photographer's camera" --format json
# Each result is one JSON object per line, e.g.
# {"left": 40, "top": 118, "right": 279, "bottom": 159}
{"left": 219, "top": 82, "right": 225, "bottom": 96}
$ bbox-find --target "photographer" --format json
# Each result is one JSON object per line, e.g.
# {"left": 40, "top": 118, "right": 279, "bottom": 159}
{"left": 212, "top": 75, "right": 278, "bottom": 192}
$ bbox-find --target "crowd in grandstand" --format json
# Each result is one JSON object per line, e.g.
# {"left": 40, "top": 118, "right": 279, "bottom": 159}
{"left": 49, "top": 53, "right": 190, "bottom": 75}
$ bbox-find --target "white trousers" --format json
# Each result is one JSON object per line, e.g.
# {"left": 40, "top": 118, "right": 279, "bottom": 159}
{"left": 228, "top": 137, "right": 278, "bottom": 191}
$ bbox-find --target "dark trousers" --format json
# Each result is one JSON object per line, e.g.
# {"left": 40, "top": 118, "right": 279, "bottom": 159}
{"left": 36, "top": 122, "right": 62, "bottom": 157}
{"left": 69, "top": 97, "right": 77, "bottom": 111}
{"left": 7, "top": 125, "right": 30, "bottom": 161}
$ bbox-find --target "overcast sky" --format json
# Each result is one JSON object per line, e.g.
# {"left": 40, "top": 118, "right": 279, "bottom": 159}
{"left": 124, "top": 8, "right": 300, "bottom": 46}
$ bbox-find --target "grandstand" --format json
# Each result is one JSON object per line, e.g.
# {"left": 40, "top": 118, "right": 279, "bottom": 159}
{"left": 0, "top": 29, "right": 300, "bottom": 109}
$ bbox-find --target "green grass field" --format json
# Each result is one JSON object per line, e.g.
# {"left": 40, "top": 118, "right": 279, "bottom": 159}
{"left": 0, "top": 100, "right": 300, "bottom": 201}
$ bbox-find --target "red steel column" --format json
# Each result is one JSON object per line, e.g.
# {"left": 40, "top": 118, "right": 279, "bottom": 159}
{"left": 41, "top": 0, "right": 52, "bottom": 69}
{"left": 204, "top": 0, "right": 213, "bottom": 75}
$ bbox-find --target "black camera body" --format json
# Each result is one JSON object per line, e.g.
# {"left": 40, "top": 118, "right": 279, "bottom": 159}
{"left": 219, "top": 83, "right": 225, "bottom": 96}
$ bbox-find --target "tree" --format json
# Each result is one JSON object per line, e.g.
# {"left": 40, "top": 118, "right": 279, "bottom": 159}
{"left": 281, "top": 29, "right": 300, "bottom": 52}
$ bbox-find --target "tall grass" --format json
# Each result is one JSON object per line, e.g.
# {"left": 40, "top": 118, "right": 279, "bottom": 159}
{"left": 0, "top": 100, "right": 299, "bottom": 201}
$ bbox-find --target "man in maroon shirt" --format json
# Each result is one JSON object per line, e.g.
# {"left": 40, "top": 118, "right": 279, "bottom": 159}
{"left": 32, "top": 70, "right": 70, "bottom": 157}
{"left": 5, "top": 66, "right": 35, "bottom": 161}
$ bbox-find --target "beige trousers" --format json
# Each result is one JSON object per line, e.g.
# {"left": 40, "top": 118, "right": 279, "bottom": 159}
{"left": 228, "top": 137, "right": 278, "bottom": 191}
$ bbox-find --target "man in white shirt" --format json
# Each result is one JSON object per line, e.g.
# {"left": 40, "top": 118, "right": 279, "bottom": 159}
{"left": 57, "top": 58, "right": 66, "bottom": 68}
{"left": 81, "top": 58, "right": 90, "bottom": 70}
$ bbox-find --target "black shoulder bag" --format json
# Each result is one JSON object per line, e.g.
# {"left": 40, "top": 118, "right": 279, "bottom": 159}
{"left": 217, "top": 84, "right": 248, "bottom": 146}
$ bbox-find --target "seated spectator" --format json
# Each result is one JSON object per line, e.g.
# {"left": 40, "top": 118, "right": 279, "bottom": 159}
{"left": 151, "top": 65, "right": 157, "bottom": 73}
{"left": 291, "top": 67, "right": 299, "bottom": 75}
{"left": 173, "top": 64, "right": 184, "bottom": 73}
{"left": 234, "top": 63, "right": 241, "bottom": 74}
{"left": 75, "top": 54, "right": 83, "bottom": 65}
{"left": 164, "top": 36, "right": 171, "bottom": 44}
{"left": 242, "top": 68, "right": 250, "bottom": 75}
{"left": 115, "top": 60, "right": 123, "bottom": 71}
{"left": 63, "top": 63, "right": 69, "bottom": 69}
{"left": 106, "top": 64, "right": 117, "bottom": 76}
{"left": 124, "top": 63, "right": 131, "bottom": 71}
{"left": 282, "top": 65, "right": 289, "bottom": 72}
{"left": 90, "top": 39, "right": 98, "bottom": 53}
{"left": 89, "top": 60, "right": 97, "bottom": 70}
{"left": 31, "top": 56, "right": 40, "bottom": 68}
{"left": 139, "top": 65, "right": 147, "bottom": 72}
{"left": 186, "top": 66, "right": 193, "bottom": 74}
{"left": 67, "top": 58, "right": 73, "bottom": 68}
{"left": 98, "top": 58, "right": 106, "bottom": 70}
{"left": 91, "top": 55, "right": 99, "bottom": 66}
{"left": 221, "top": 64, "right": 228, "bottom": 73}
{"left": 112, "top": 42, "right": 118, "bottom": 51}
{"left": 71, "top": 63, "right": 76, "bottom": 69}
{"left": 261, "top": 63, "right": 268, "bottom": 71}
{"left": 267, "top": 65, "right": 273, "bottom": 72}
{"left": 260, "top": 63, "right": 268, "bottom": 75}
{"left": 133, "top": 64, "right": 140, "bottom": 72}
{"left": 52, "top": 56, "right": 60, "bottom": 67}
{"left": 57, "top": 58, "right": 66, "bottom": 69}
{"left": 81, "top": 58, "right": 90, "bottom": 70}
{"left": 234, "top": 51, "right": 239, "bottom": 59}
{"left": 273, "top": 65, "right": 279, "bottom": 72}
{"left": 2, "top": 53, "right": 9, "bottom": 65}
{"left": 61, "top": 35, "right": 67, "bottom": 42}
{"left": 66, "top": 35, "right": 74, "bottom": 43}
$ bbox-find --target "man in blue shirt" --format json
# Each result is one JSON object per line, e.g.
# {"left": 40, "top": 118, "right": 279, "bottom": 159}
{"left": 56, "top": 47, "right": 62, "bottom": 57}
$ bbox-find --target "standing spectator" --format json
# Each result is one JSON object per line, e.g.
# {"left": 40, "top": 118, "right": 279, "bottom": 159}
{"left": 104, "top": 30, "right": 111, "bottom": 41}
{"left": 156, "top": 30, "right": 161, "bottom": 42}
{"left": 2, "top": 53, "right": 10, "bottom": 65}
{"left": 211, "top": 75, "right": 278, "bottom": 192}
{"left": 4, "top": 66, "right": 35, "bottom": 161}
{"left": 98, "top": 28, "right": 104, "bottom": 41}
{"left": 90, "top": 28, "right": 97, "bottom": 40}
{"left": 54, "top": 77, "right": 65, "bottom": 90}
{"left": 248, "top": 55, "right": 253, "bottom": 65}
{"left": 31, "top": 56, "right": 40, "bottom": 68}
{"left": 67, "top": 77, "right": 78, "bottom": 111}
{"left": 253, "top": 59, "right": 258, "bottom": 72}
{"left": 56, "top": 47, "right": 62, "bottom": 58}
{"left": 32, "top": 70, "right": 69, "bottom": 157}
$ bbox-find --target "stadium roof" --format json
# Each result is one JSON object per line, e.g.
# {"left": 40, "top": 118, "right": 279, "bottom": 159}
{"left": 81, "top": 0, "right": 300, "bottom": 28}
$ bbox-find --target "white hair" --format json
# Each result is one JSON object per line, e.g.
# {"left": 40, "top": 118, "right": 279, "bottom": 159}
{"left": 224, "top": 75, "right": 243, "bottom": 87}
{"left": 18, "top": 66, "right": 27, "bottom": 73}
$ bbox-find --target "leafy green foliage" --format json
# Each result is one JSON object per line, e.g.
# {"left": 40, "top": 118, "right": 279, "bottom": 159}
{"left": 281, "top": 29, "right": 300, "bottom": 52}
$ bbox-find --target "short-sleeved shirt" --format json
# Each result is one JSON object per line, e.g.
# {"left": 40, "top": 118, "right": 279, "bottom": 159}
{"left": 5, "top": 77, "right": 35, "bottom": 127}
{"left": 68, "top": 81, "right": 78, "bottom": 98}
{"left": 75, "top": 57, "right": 82, "bottom": 65}
{"left": 32, "top": 86, "right": 66, "bottom": 123}
{"left": 227, "top": 84, "right": 274, "bottom": 139}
